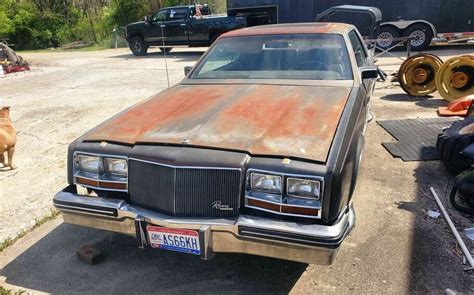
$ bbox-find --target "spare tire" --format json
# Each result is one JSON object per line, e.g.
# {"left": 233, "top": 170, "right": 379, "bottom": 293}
{"left": 437, "top": 117, "right": 474, "bottom": 173}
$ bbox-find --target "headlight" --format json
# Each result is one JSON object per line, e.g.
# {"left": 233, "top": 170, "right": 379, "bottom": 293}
{"left": 250, "top": 173, "right": 282, "bottom": 194}
{"left": 287, "top": 178, "right": 321, "bottom": 199}
{"left": 73, "top": 153, "right": 128, "bottom": 192}
{"left": 77, "top": 155, "right": 100, "bottom": 173}
{"left": 104, "top": 158, "right": 128, "bottom": 176}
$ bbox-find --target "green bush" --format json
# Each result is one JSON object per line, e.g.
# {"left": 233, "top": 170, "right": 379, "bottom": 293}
{"left": 0, "top": 0, "right": 227, "bottom": 50}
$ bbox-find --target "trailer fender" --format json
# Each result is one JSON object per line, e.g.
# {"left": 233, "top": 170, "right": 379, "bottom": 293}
{"left": 381, "top": 20, "right": 437, "bottom": 36}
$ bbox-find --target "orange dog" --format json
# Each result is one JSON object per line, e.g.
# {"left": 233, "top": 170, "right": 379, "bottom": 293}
{"left": 0, "top": 106, "right": 16, "bottom": 170}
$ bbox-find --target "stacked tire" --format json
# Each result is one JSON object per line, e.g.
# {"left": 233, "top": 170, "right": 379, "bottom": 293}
{"left": 437, "top": 117, "right": 474, "bottom": 173}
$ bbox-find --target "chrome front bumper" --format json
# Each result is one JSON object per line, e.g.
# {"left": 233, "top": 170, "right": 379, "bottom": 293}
{"left": 53, "top": 185, "right": 355, "bottom": 265}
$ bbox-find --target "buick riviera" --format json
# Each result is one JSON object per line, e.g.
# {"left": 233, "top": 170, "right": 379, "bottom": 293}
{"left": 54, "top": 23, "right": 378, "bottom": 265}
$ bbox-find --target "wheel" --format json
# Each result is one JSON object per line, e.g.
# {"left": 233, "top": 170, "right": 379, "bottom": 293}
{"left": 159, "top": 47, "right": 172, "bottom": 54}
{"left": 403, "top": 24, "right": 433, "bottom": 51}
{"left": 398, "top": 54, "right": 442, "bottom": 96}
{"left": 436, "top": 117, "right": 474, "bottom": 173}
{"left": 129, "top": 36, "right": 148, "bottom": 56}
{"left": 376, "top": 26, "right": 400, "bottom": 50}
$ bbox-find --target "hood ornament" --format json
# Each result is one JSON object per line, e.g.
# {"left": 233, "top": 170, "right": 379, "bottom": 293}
{"left": 182, "top": 138, "right": 190, "bottom": 144}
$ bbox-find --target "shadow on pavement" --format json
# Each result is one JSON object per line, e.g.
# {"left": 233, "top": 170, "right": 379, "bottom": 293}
{"left": 0, "top": 223, "right": 307, "bottom": 294}
{"left": 109, "top": 50, "right": 204, "bottom": 62}
{"left": 409, "top": 154, "right": 473, "bottom": 292}
{"left": 379, "top": 93, "right": 448, "bottom": 109}
{"left": 379, "top": 93, "right": 433, "bottom": 102}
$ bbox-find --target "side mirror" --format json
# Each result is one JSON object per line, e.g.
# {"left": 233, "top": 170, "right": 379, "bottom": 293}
{"left": 144, "top": 15, "right": 149, "bottom": 23}
{"left": 184, "top": 66, "right": 193, "bottom": 76}
{"left": 361, "top": 66, "right": 379, "bottom": 80}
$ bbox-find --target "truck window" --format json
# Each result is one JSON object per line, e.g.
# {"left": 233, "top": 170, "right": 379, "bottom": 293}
{"left": 152, "top": 9, "right": 169, "bottom": 22}
{"left": 169, "top": 8, "right": 188, "bottom": 21}
{"left": 348, "top": 30, "right": 367, "bottom": 67}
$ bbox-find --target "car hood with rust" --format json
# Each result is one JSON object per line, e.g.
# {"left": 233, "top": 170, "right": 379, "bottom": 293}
{"left": 83, "top": 83, "right": 352, "bottom": 163}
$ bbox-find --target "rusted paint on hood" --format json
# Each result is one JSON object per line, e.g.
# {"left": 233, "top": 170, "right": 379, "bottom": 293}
{"left": 84, "top": 84, "right": 351, "bottom": 162}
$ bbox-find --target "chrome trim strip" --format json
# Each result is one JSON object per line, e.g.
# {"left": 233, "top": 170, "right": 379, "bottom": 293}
{"left": 74, "top": 174, "right": 127, "bottom": 184}
{"left": 54, "top": 203, "right": 116, "bottom": 216}
{"left": 128, "top": 157, "right": 242, "bottom": 171}
{"left": 245, "top": 205, "right": 319, "bottom": 219}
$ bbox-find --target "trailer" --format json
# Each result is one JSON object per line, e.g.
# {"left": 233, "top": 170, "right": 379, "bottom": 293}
{"left": 227, "top": 0, "right": 474, "bottom": 51}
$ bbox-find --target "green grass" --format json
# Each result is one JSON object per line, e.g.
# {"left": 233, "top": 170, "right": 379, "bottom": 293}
{"left": 17, "top": 44, "right": 109, "bottom": 54}
{"left": 0, "top": 286, "right": 26, "bottom": 295}
{"left": 0, "top": 210, "right": 60, "bottom": 253}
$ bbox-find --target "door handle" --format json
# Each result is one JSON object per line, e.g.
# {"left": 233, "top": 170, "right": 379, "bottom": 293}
{"left": 160, "top": 25, "right": 166, "bottom": 28}
{"left": 180, "top": 24, "right": 186, "bottom": 26}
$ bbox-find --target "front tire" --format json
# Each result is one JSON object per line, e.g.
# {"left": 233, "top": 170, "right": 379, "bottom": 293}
{"left": 129, "top": 36, "right": 148, "bottom": 56}
{"left": 404, "top": 24, "right": 433, "bottom": 51}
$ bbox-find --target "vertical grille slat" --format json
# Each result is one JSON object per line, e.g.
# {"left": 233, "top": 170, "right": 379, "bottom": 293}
{"left": 128, "top": 160, "right": 241, "bottom": 218}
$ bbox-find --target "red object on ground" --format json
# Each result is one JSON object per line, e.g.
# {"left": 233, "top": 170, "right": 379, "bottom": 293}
{"left": 438, "top": 95, "right": 474, "bottom": 116}
{"left": 2, "top": 64, "right": 30, "bottom": 74}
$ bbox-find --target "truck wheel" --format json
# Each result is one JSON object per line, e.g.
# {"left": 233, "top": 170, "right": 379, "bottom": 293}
{"left": 130, "top": 36, "right": 148, "bottom": 56}
{"left": 159, "top": 47, "right": 172, "bottom": 54}
{"left": 436, "top": 118, "right": 474, "bottom": 173}
{"left": 404, "top": 24, "right": 433, "bottom": 51}
{"left": 376, "top": 26, "right": 400, "bottom": 50}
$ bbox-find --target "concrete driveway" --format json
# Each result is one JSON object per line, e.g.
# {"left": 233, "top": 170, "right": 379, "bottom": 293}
{"left": 1, "top": 46, "right": 473, "bottom": 294}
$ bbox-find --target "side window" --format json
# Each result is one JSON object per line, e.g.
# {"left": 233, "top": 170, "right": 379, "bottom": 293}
{"left": 152, "top": 9, "right": 169, "bottom": 22}
{"left": 348, "top": 30, "right": 368, "bottom": 67}
{"left": 169, "top": 8, "right": 188, "bottom": 21}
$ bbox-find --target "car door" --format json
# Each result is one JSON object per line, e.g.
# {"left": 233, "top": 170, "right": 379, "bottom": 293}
{"left": 163, "top": 7, "right": 189, "bottom": 44}
{"left": 146, "top": 9, "right": 169, "bottom": 45}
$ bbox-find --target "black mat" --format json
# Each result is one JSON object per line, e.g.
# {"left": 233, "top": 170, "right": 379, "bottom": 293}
{"left": 377, "top": 117, "right": 459, "bottom": 161}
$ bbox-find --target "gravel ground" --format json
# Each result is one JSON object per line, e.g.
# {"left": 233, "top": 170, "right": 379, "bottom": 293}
{"left": 0, "top": 45, "right": 473, "bottom": 293}
{"left": 0, "top": 47, "right": 197, "bottom": 242}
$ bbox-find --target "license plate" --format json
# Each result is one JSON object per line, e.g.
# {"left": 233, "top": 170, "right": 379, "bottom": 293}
{"left": 147, "top": 226, "right": 200, "bottom": 255}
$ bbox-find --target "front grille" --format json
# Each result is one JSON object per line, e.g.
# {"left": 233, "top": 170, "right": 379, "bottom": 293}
{"left": 128, "top": 159, "right": 242, "bottom": 218}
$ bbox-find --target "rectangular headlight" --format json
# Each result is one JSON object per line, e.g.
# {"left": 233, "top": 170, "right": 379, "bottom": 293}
{"left": 250, "top": 173, "right": 282, "bottom": 194}
{"left": 287, "top": 178, "right": 321, "bottom": 200}
{"left": 104, "top": 158, "right": 128, "bottom": 176}
{"left": 77, "top": 155, "right": 100, "bottom": 173}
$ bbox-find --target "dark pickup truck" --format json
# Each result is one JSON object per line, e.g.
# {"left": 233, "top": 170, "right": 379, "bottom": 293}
{"left": 126, "top": 5, "right": 246, "bottom": 56}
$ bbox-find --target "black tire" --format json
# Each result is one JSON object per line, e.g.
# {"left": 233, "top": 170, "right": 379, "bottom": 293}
{"left": 376, "top": 26, "right": 400, "bottom": 50}
{"left": 403, "top": 24, "right": 433, "bottom": 51}
{"left": 159, "top": 47, "right": 172, "bottom": 54}
{"left": 436, "top": 117, "right": 474, "bottom": 173}
{"left": 129, "top": 36, "right": 148, "bottom": 56}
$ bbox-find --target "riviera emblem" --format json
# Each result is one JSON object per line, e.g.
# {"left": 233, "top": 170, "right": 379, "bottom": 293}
{"left": 211, "top": 200, "right": 233, "bottom": 211}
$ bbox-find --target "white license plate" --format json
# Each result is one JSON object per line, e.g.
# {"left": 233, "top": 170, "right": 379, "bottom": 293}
{"left": 147, "top": 226, "right": 200, "bottom": 255}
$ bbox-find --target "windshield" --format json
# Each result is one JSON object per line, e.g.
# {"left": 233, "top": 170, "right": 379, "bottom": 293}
{"left": 190, "top": 34, "right": 353, "bottom": 80}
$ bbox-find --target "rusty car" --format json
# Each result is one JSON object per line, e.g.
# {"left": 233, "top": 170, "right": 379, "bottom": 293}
{"left": 53, "top": 23, "right": 378, "bottom": 264}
